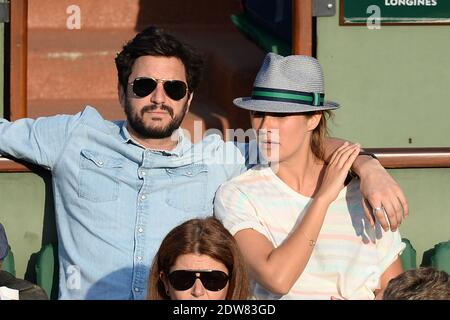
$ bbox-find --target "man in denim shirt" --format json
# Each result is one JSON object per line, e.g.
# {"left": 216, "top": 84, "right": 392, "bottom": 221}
{"left": 0, "top": 27, "right": 408, "bottom": 299}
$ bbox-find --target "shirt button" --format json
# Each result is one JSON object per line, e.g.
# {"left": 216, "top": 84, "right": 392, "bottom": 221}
{"left": 186, "top": 171, "right": 192, "bottom": 176}
{"left": 140, "top": 195, "right": 146, "bottom": 200}
{"left": 137, "top": 256, "right": 143, "bottom": 261}
{"left": 138, "top": 227, "right": 144, "bottom": 233}
{"left": 140, "top": 171, "right": 146, "bottom": 176}
{"left": 134, "top": 288, "right": 140, "bottom": 292}
{"left": 97, "top": 161, "right": 103, "bottom": 166}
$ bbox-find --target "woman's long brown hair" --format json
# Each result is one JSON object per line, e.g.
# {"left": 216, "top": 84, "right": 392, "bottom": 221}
{"left": 147, "top": 217, "right": 250, "bottom": 300}
{"left": 306, "top": 110, "right": 333, "bottom": 161}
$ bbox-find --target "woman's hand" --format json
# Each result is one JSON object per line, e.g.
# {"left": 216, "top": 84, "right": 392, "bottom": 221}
{"left": 315, "top": 142, "right": 360, "bottom": 204}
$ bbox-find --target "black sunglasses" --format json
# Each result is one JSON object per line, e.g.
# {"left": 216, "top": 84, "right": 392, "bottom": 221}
{"left": 167, "top": 270, "right": 229, "bottom": 292}
{"left": 130, "top": 77, "right": 188, "bottom": 101}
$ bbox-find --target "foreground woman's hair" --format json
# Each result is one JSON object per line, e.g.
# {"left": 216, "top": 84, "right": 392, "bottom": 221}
{"left": 383, "top": 267, "right": 450, "bottom": 300}
{"left": 148, "top": 217, "right": 250, "bottom": 300}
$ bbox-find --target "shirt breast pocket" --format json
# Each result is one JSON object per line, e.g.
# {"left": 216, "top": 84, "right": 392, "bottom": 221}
{"left": 78, "top": 149, "right": 124, "bottom": 202}
{"left": 166, "top": 164, "right": 208, "bottom": 212}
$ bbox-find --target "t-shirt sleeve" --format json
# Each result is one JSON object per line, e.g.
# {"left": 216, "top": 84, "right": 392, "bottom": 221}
{"left": 214, "top": 182, "right": 271, "bottom": 240}
{"left": 375, "top": 225, "right": 406, "bottom": 274}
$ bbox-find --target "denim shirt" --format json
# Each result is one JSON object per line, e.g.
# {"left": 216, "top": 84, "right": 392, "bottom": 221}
{"left": 0, "top": 106, "right": 253, "bottom": 299}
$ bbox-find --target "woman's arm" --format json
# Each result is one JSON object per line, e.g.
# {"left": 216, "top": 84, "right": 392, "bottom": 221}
{"left": 235, "top": 143, "right": 361, "bottom": 295}
{"left": 323, "top": 137, "right": 408, "bottom": 232}
{"left": 235, "top": 197, "right": 331, "bottom": 294}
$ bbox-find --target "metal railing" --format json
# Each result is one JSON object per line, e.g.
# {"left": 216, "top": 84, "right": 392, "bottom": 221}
{"left": 1, "top": 148, "right": 450, "bottom": 172}
{"left": 366, "top": 148, "right": 450, "bottom": 169}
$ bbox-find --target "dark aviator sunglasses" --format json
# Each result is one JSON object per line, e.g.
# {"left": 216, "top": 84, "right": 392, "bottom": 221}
{"left": 130, "top": 77, "right": 188, "bottom": 101}
{"left": 167, "top": 270, "right": 229, "bottom": 292}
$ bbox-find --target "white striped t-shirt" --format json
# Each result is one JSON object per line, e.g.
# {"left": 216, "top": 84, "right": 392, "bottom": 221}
{"left": 214, "top": 165, "right": 405, "bottom": 300}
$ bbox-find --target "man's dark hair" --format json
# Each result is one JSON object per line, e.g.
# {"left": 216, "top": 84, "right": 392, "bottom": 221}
{"left": 383, "top": 267, "right": 450, "bottom": 300}
{"left": 115, "top": 26, "right": 204, "bottom": 94}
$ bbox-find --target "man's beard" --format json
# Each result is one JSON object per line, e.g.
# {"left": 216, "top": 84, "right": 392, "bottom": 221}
{"left": 124, "top": 99, "right": 188, "bottom": 139}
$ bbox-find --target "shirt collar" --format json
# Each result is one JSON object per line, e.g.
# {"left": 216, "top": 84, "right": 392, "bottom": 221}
{"left": 119, "top": 121, "right": 133, "bottom": 144}
{"left": 120, "top": 122, "right": 192, "bottom": 157}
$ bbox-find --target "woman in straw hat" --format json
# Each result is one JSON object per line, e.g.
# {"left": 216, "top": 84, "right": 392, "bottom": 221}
{"left": 214, "top": 53, "right": 405, "bottom": 300}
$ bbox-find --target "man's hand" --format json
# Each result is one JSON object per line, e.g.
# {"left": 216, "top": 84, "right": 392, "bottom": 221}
{"left": 323, "top": 138, "right": 409, "bottom": 231}
{"left": 357, "top": 159, "right": 408, "bottom": 232}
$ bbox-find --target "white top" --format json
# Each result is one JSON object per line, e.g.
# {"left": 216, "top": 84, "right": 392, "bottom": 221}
{"left": 214, "top": 165, "right": 405, "bottom": 300}
{"left": 0, "top": 286, "right": 19, "bottom": 300}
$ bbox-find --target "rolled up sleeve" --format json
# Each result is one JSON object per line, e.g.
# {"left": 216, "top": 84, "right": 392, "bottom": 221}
{"left": 376, "top": 226, "right": 406, "bottom": 274}
{"left": 0, "top": 112, "right": 83, "bottom": 169}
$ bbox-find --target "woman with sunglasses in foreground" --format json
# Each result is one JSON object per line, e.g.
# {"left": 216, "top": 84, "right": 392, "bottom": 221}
{"left": 147, "top": 217, "right": 249, "bottom": 300}
{"left": 214, "top": 53, "right": 405, "bottom": 300}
